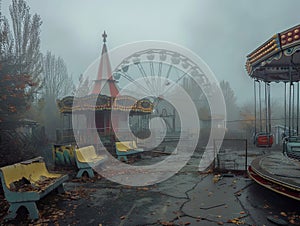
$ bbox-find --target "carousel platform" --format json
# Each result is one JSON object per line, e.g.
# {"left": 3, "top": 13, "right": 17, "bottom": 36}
{"left": 248, "top": 152, "right": 300, "bottom": 201}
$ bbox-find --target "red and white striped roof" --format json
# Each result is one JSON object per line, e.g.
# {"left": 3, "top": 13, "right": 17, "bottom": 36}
{"left": 91, "top": 31, "right": 119, "bottom": 97}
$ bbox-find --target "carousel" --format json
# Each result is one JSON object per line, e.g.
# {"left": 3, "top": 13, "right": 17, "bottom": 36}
{"left": 56, "top": 32, "right": 153, "bottom": 157}
{"left": 246, "top": 24, "right": 300, "bottom": 200}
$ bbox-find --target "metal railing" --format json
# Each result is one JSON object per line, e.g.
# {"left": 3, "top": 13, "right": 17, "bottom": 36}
{"left": 213, "top": 139, "right": 248, "bottom": 172}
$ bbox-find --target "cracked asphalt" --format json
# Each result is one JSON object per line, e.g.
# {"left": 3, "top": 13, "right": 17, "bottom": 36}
{"left": 56, "top": 149, "right": 300, "bottom": 226}
{"left": 2, "top": 146, "right": 299, "bottom": 226}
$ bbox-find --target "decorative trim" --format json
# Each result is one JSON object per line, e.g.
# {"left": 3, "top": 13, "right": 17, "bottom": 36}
{"left": 57, "top": 95, "right": 153, "bottom": 114}
{"left": 246, "top": 24, "right": 300, "bottom": 80}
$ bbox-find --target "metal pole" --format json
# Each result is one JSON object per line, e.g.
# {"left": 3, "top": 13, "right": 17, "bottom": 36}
{"left": 265, "top": 82, "right": 268, "bottom": 133}
{"left": 292, "top": 83, "right": 295, "bottom": 134}
{"left": 245, "top": 139, "right": 248, "bottom": 172}
{"left": 213, "top": 139, "right": 216, "bottom": 169}
{"left": 289, "top": 66, "right": 292, "bottom": 138}
{"left": 254, "top": 80, "right": 257, "bottom": 134}
{"left": 284, "top": 82, "right": 287, "bottom": 132}
{"left": 259, "top": 81, "right": 262, "bottom": 131}
{"left": 297, "top": 82, "right": 299, "bottom": 136}
{"left": 268, "top": 83, "right": 271, "bottom": 135}
{"left": 173, "top": 107, "right": 176, "bottom": 133}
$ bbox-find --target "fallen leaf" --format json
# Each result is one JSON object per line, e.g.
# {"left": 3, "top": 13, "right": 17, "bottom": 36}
{"left": 213, "top": 174, "right": 221, "bottom": 183}
{"left": 289, "top": 219, "right": 295, "bottom": 224}
{"left": 160, "top": 221, "right": 174, "bottom": 226}
{"left": 280, "top": 212, "right": 288, "bottom": 217}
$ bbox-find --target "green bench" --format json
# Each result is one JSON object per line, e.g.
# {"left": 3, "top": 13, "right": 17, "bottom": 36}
{"left": 0, "top": 157, "right": 68, "bottom": 220}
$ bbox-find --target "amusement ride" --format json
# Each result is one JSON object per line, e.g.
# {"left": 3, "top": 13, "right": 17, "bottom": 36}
{"left": 246, "top": 24, "right": 300, "bottom": 200}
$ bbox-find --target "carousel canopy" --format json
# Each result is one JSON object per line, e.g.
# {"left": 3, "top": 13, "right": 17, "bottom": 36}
{"left": 57, "top": 95, "right": 153, "bottom": 114}
{"left": 246, "top": 24, "right": 300, "bottom": 82}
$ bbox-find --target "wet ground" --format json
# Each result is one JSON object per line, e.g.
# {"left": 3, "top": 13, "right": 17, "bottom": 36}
{"left": 1, "top": 147, "right": 300, "bottom": 225}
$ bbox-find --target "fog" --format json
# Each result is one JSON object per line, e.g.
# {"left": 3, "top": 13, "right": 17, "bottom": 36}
{"left": 2, "top": 0, "right": 300, "bottom": 103}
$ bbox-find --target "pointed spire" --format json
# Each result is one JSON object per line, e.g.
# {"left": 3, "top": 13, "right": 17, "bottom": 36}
{"left": 91, "top": 31, "right": 119, "bottom": 97}
{"left": 102, "top": 31, "right": 107, "bottom": 43}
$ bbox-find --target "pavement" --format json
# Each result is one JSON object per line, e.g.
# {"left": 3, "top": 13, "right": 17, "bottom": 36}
{"left": 1, "top": 146, "right": 300, "bottom": 226}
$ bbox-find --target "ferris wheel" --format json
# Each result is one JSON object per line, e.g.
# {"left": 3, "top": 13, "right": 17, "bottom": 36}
{"left": 112, "top": 48, "right": 213, "bottom": 103}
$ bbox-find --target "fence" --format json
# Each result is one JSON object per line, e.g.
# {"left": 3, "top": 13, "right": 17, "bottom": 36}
{"left": 213, "top": 139, "right": 248, "bottom": 172}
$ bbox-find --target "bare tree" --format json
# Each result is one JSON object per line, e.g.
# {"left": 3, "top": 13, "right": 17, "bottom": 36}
{"left": 0, "top": 0, "right": 43, "bottom": 124}
{"left": 0, "top": 0, "right": 44, "bottom": 165}
{"left": 220, "top": 80, "right": 239, "bottom": 121}
{"left": 76, "top": 73, "right": 91, "bottom": 97}
{"left": 42, "top": 51, "right": 74, "bottom": 99}
{"left": 9, "top": 0, "right": 43, "bottom": 94}
{"left": 0, "top": 13, "right": 14, "bottom": 59}
{"left": 41, "top": 51, "right": 74, "bottom": 141}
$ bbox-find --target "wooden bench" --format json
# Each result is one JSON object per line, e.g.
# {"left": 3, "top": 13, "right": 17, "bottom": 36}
{"left": 74, "top": 146, "right": 107, "bottom": 178}
{"left": 0, "top": 157, "right": 68, "bottom": 220}
{"left": 115, "top": 141, "right": 144, "bottom": 162}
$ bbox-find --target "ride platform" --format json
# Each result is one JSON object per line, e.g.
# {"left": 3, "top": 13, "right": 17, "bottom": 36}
{"left": 248, "top": 153, "right": 300, "bottom": 201}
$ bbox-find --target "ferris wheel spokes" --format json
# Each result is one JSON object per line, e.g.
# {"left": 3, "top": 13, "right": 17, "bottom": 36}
{"left": 135, "top": 63, "right": 156, "bottom": 94}
{"left": 115, "top": 70, "right": 153, "bottom": 96}
{"left": 161, "top": 69, "right": 192, "bottom": 97}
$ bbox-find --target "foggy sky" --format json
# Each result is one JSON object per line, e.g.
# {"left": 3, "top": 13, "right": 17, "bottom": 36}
{"left": 2, "top": 0, "right": 300, "bottom": 104}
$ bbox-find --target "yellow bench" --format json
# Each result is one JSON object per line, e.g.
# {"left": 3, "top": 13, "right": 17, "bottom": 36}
{"left": 115, "top": 141, "right": 144, "bottom": 162}
{"left": 74, "top": 146, "right": 107, "bottom": 178}
{"left": 0, "top": 157, "right": 68, "bottom": 220}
